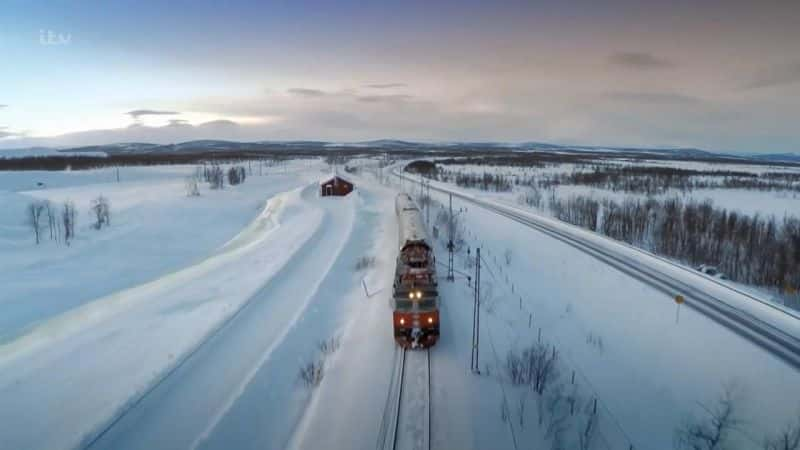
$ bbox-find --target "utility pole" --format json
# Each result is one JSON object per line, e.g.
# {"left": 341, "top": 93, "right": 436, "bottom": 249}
{"left": 425, "top": 179, "right": 430, "bottom": 225}
{"left": 471, "top": 247, "right": 481, "bottom": 373}
{"left": 447, "top": 193, "right": 455, "bottom": 281}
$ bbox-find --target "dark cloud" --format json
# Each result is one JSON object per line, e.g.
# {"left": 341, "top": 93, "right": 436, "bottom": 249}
{"left": 357, "top": 94, "right": 413, "bottom": 103}
{"left": 607, "top": 91, "right": 700, "bottom": 105}
{"left": 167, "top": 119, "right": 190, "bottom": 127}
{"left": 287, "top": 88, "right": 327, "bottom": 97}
{"left": 364, "top": 83, "right": 407, "bottom": 89}
{"left": 127, "top": 109, "right": 179, "bottom": 119}
{"left": 609, "top": 52, "right": 674, "bottom": 69}
{"left": 198, "top": 119, "right": 239, "bottom": 128}
{"left": 745, "top": 61, "right": 800, "bottom": 89}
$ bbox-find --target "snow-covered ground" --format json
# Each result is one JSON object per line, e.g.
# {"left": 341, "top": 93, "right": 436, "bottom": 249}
{"left": 432, "top": 160, "right": 800, "bottom": 310}
{"left": 0, "top": 161, "right": 798, "bottom": 450}
{"left": 0, "top": 163, "right": 314, "bottom": 340}
{"left": 395, "top": 170, "right": 800, "bottom": 449}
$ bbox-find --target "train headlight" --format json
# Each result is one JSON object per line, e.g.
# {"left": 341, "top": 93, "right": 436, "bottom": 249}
{"left": 427, "top": 317, "right": 433, "bottom": 324}
{"left": 416, "top": 291, "right": 422, "bottom": 299}
{"left": 399, "top": 318, "right": 405, "bottom": 325}
{"left": 408, "top": 292, "right": 414, "bottom": 299}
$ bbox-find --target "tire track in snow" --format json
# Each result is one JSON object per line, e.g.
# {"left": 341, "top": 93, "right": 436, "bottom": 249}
{"left": 189, "top": 190, "right": 359, "bottom": 449}
{"left": 82, "top": 184, "right": 358, "bottom": 450}
{"left": 78, "top": 186, "right": 328, "bottom": 449}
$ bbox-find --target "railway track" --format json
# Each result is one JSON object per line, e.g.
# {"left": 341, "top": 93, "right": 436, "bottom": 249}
{"left": 377, "top": 347, "right": 432, "bottom": 450}
{"left": 397, "top": 172, "right": 800, "bottom": 371}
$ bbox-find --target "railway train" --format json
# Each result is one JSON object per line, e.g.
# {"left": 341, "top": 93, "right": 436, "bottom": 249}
{"left": 392, "top": 193, "right": 440, "bottom": 348}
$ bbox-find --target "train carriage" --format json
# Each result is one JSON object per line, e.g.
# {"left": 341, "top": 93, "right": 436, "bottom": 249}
{"left": 392, "top": 193, "right": 440, "bottom": 348}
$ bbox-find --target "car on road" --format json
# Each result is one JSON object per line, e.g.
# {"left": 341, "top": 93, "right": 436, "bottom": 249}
{"left": 696, "top": 264, "right": 728, "bottom": 280}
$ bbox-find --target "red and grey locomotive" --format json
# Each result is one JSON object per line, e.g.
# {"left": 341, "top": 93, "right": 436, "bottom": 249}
{"left": 392, "top": 193, "right": 440, "bottom": 348}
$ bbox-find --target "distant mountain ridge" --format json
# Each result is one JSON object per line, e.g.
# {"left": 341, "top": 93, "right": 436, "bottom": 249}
{"left": 748, "top": 152, "right": 800, "bottom": 163}
{"left": 1, "top": 139, "right": 796, "bottom": 164}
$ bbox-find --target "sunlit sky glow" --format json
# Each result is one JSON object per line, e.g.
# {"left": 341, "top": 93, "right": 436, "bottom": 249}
{"left": 1, "top": 0, "right": 799, "bottom": 152}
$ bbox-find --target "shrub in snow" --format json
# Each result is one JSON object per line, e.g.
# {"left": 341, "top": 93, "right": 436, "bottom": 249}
{"left": 317, "top": 336, "right": 341, "bottom": 356}
{"left": 298, "top": 360, "right": 324, "bottom": 388}
{"left": 506, "top": 342, "right": 559, "bottom": 395}
{"left": 674, "top": 384, "right": 741, "bottom": 450}
{"left": 298, "top": 336, "right": 342, "bottom": 389}
{"left": 354, "top": 256, "right": 377, "bottom": 271}
{"left": 90, "top": 195, "right": 111, "bottom": 230}
{"left": 762, "top": 416, "right": 800, "bottom": 450}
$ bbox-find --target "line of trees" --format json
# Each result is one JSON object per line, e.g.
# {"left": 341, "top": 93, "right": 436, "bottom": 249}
{"left": 204, "top": 164, "right": 225, "bottom": 189}
{"left": 537, "top": 166, "right": 800, "bottom": 195}
{"left": 435, "top": 170, "right": 513, "bottom": 192}
{"left": 547, "top": 194, "right": 800, "bottom": 303}
{"left": 202, "top": 164, "right": 248, "bottom": 190}
{"left": 27, "top": 199, "right": 79, "bottom": 245}
{"left": 434, "top": 165, "right": 800, "bottom": 195}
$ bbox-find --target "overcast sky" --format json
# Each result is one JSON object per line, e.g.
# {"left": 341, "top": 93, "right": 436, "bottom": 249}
{"left": 1, "top": 0, "right": 799, "bottom": 152}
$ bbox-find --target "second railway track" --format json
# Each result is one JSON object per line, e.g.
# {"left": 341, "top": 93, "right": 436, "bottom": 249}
{"left": 396, "top": 171, "right": 800, "bottom": 371}
{"left": 378, "top": 347, "right": 431, "bottom": 450}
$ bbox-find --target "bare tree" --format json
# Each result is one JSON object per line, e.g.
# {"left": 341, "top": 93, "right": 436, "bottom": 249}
{"left": 542, "top": 384, "right": 570, "bottom": 450}
{"left": 578, "top": 403, "right": 598, "bottom": 450}
{"left": 44, "top": 200, "right": 57, "bottom": 242}
{"left": 764, "top": 416, "right": 800, "bottom": 450}
{"left": 205, "top": 164, "right": 224, "bottom": 189}
{"left": 185, "top": 167, "right": 201, "bottom": 197}
{"left": 62, "top": 200, "right": 76, "bottom": 245}
{"left": 90, "top": 195, "right": 111, "bottom": 229}
{"left": 506, "top": 342, "right": 559, "bottom": 395}
{"left": 675, "top": 385, "right": 741, "bottom": 450}
{"left": 227, "top": 165, "right": 247, "bottom": 185}
{"left": 26, "top": 201, "right": 46, "bottom": 244}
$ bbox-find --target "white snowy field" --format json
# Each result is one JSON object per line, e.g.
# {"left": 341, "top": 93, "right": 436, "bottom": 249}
{"left": 436, "top": 160, "right": 800, "bottom": 219}
{"left": 0, "top": 163, "right": 314, "bottom": 340}
{"left": 0, "top": 161, "right": 798, "bottom": 450}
